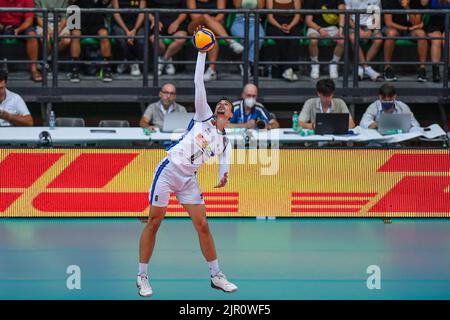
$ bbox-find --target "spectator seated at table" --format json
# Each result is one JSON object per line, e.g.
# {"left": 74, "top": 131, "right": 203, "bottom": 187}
{"left": 139, "top": 83, "right": 187, "bottom": 131}
{"left": 360, "top": 83, "right": 421, "bottom": 131}
{"left": 298, "top": 79, "right": 355, "bottom": 130}
{"left": 0, "top": 70, "right": 33, "bottom": 126}
{"left": 0, "top": 0, "right": 42, "bottom": 82}
{"left": 228, "top": 83, "right": 280, "bottom": 130}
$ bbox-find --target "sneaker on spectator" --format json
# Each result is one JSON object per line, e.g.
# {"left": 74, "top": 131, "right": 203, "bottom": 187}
{"left": 158, "top": 57, "right": 164, "bottom": 76}
{"left": 239, "top": 64, "right": 252, "bottom": 77}
{"left": 282, "top": 68, "right": 298, "bottom": 81}
{"left": 364, "top": 66, "right": 381, "bottom": 81}
{"left": 165, "top": 58, "right": 175, "bottom": 75}
{"left": 103, "top": 66, "right": 113, "bottom": 82}
{"left": 329, "top": 63, "right": 338, "bottom": 79}
{"left": 69, "top": 67, "right": 80, "bottom": 83}
{"left": 432, "top": 65, "right": 441, "bottom": 82}
{"left": 358, "top": 66, "right": 364, "bottom": 80}
{"left": 130, "top": 64, "right": 141, "bottom": 77}
{"left": 204, "top": 67, "right": 217, "bottom": 81}
{"left": 417, "top": 67, "right": 427, "bottom": 82}
{"left": 383, "top": 67, "right": 397, "bottom": 81}
{"left": 117, "top": 63, "right": 127, "bottom": 74}
{"left": 310, "top": 64, "right": 320, "bottom": 80}
{"left": 229, "top": 40, "right": 244, "bottom": 54}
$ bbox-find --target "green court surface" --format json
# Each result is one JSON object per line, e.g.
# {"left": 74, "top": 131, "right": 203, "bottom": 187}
{"left": 0, "top": 218, "right": 449, "bottom": 300}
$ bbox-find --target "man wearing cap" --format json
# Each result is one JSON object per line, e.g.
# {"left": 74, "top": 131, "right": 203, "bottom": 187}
{"left": 360, "top": 83, "right": 420, "bottom": 130}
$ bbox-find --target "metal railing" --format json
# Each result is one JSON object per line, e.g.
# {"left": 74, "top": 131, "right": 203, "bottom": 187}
{"left": 1, "top": 8, "right": 450, "bottom": 92}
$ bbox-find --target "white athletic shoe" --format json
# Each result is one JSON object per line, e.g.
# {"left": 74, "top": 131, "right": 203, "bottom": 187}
{"left": 136, "top": 274, "right": 153, "bottom": 297}
{"left": 358, "top": 66, "right": 364, "bottom": 80}
{"left": 158, "top": 57, "right": 164, "bottom": 76}
{"left": 364, "top": 66, "right": 381, "bottom": 81}
{"left": 130, "top": 64, "right": 141, "bottom": 77}
{"left": 165, "top": 58, "right": 175, "bottom": 75}
{"left": 310, "top": 64, "right": 320, "bottom": 80}
{"left": 282, "top": 68, "right": 298, "bottom": 81}
{"left": 211, "top": 272, "right": 238, "bottom": 293}
{"left": 204, "top": 67, "right": 217, "bottom": 81}
{"left": 229, "top": 41, "right": 244, "bottom": 54}
{"left": 329, "top": 63, "right": 339, "bottom": 79}
{"left": 116, "top": 63, "right": 127, "bottom": 74}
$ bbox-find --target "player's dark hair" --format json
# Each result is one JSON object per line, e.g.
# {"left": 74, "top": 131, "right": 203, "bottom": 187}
{"left": 0, "top": 70, "right": 8, "bottom": 83}
{"left": 379, "top": 84, "right": 396, "bottom": 98}
{"left": 316, "top": 79, "right": 335, "bottom": 96}
{"left": 218, "top": 96, "right": 233, "bottom": 107}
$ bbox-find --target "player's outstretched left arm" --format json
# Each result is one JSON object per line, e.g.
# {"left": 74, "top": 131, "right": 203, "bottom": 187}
{"left": 215, "top": 141, "right": 231, "bottom": 188}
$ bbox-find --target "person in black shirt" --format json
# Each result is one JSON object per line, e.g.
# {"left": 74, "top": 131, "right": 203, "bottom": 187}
{"left": 422, "top": 0, "right": 450, "bottom": 82}
{"left": 304, "top": 0, "right": 346, "bottom": 80}
{"left": 112, "top": 0, "right": 146, "bottom": 77}
{"left": 382, "top": 0, "right": 428, "bottom": 82}
{"left": 149, "top": 0, "right": 188, "bottom": 76}
{"left": 68, "top": 0, "right": 114, "bottom": 83}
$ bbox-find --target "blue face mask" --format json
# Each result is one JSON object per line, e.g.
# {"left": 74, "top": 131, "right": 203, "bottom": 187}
{"left": 381, "top": 100, "right": 395, "bottom": 110}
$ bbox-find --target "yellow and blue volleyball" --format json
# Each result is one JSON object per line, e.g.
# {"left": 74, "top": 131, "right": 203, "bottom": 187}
{"left": 193, "top": 28, "right": 216, "bottom": 52}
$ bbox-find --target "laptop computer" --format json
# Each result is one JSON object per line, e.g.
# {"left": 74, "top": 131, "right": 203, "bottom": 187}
{"left": 315, "top": 113, "right": 349, "bottom": 135}
{"left": 378, "top": 113, "right": 411, "bottom": 135}
{"left": 162, "top": 112, "right": 195, "bottom": 133}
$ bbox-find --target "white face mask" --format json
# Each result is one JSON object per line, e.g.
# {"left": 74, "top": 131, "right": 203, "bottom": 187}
{"left": 244, "top": 97, "right": 256, "bottom": 108}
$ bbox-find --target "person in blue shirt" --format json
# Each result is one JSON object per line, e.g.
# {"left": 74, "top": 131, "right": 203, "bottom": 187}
{"left": 228, "top": 84, "right": 280, "bottom": 129}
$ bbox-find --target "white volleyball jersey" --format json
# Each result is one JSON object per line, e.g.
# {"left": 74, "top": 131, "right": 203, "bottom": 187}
{"left": 165, "top": 52, "right": 231, "bottom": 183}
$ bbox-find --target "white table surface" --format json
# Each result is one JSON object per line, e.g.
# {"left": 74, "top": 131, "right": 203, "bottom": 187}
{"left": 148, "top": 125, "right": 447, "bottom": 144}
{"left": 0, "top": 127, "right": 150, "bottom": 143}
{"left": 0, "top": 125, "right": 446, "bottom": 145}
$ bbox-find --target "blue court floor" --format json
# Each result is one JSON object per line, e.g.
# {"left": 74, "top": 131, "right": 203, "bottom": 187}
{"left": 0, "top": 218, "right": 449, "bottom": 300}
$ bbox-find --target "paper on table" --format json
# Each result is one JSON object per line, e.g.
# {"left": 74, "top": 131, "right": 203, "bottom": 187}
{"left": 378, "top": 124, "right": 447, "bottom": 143}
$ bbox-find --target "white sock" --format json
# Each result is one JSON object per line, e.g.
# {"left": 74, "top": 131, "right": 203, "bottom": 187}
{"left": 310, "top": 56, "right": 319, "bottom": 63}
{"left": 208, "top": 259, "right": 221, "bottom": 277}
{"left": 331, "top": 54, "right": 341, "bottom": 63}
{"left": 138, "top": 263, "right": 148, "bottom": 276}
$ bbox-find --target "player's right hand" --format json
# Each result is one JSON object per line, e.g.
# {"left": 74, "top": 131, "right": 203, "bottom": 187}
{"left": 214, "top": 172, "right": 228, "bottom": 188}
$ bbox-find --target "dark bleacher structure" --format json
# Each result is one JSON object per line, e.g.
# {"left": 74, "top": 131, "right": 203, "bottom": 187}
{"left": 1, "top": 8, "right": 449, "bottom": 129}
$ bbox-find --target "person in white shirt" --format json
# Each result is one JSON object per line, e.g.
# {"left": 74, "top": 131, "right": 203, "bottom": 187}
{"left": 0, "top": 71, "right": 33, "bottom": 127}
{"left": 345, "top": 0, "right": 383, "bottom": 81}
{"left": 136, "top": 41, "right": 238, "bottom": 297}
{"left": 360, "top": 84, "right": 421, "bottom": 130}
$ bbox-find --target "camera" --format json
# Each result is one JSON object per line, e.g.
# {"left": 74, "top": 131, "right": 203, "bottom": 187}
{"left": 38, "top": 131, "right": 53, "bottom": 147}
{"left": 256, "top": 118, "right": 266, "bottom": 129}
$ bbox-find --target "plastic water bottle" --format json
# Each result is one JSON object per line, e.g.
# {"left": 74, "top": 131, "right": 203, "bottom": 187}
{"left": 292, "top": 111, "right": 299, "bottom": 131}
{"left": 300, "top": 129, "right": 315, "bottom": 136}
{"left": 386, "top": 129, "right": 402, "bottom": 135}
{"left": 49, "top": 110, "right": 55, "bottom": 130}
{"left": 267, "top": 65, "right": 272, "bottom": 79}
{"left": 1, "top": 58, "right": 7, "bottom": 73}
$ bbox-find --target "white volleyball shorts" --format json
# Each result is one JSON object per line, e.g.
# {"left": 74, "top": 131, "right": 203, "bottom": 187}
{"left": 148, "top": 157, "right": 204, "bottom": 207}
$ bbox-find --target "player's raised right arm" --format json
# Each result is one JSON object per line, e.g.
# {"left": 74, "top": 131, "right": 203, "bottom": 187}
{"left": 194, "top": 52, "right": 213, "bottom": 121}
